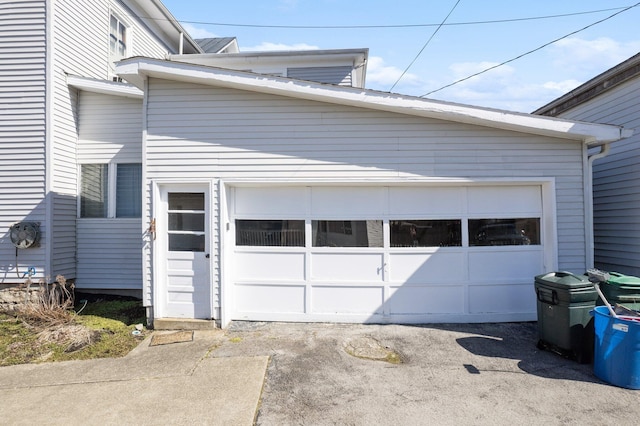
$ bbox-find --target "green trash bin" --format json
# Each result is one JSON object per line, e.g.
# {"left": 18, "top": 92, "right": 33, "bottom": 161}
{"left": 535, "top": 271, "right": 598, "bottom": 363}
{"left": 598, "top": 272, "right": 640, "bottom": 310}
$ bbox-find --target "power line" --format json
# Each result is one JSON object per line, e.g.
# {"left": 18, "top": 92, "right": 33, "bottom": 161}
{"left": 169, "top": 6, "right": 631, "bottom": 30}
{"left": 419, "top": 1, "right": 640, "bottom": 98}
{"left": 389, "top": 0, "right": 461, "bottom": 92}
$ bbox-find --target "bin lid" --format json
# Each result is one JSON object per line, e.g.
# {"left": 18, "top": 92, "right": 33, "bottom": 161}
{"left": 607, "top": 272, "right": 640, "bottom": 287}
{"left": 535, "top": 271, "right": 593, "bottom": 289}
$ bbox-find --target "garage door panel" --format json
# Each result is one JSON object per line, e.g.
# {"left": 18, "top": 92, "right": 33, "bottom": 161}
{"left": 389, "top": 252, "right": 465, "bottom": 283}
{"left": 468, "top": 186, "right": 541, "bottom": 214}
{"left": 235, "top": 187, "right": 307, "bottom": 216}
{"left": 312, "top": 286, "right": 383, "bottom": 314}
{"left": 235, "top": 252, "right": 305, "bottom": 281}
{"left": 230, "top": 184, "right": 548, "bottom": 323}
{"left": 311, "top": 187, "right": 385, "bottom": 216}
{"left": 311, "top": 253, "right": 383, "bottom": 281}
{"left": 468, "top": 250, "right": 543, "bottom": 281}
{"left": 468, "top": 284, "right": 536, "bottom": 314}
{"left": 235, "top": 284, "right": 305, "bottom": 313}
{"left": 389, "top": 187, "right": 464, "bottom": 215}
{"left": 388, "top": 285, "right": 464, "bottom": 314}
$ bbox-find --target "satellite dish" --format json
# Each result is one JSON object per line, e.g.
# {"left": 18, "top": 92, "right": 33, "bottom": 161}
{"left": 9, "top": 222, "right": 40, "bottom": 249}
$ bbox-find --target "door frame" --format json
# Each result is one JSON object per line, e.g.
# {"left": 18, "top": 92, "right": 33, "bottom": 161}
{"left": 153, "top": 180, "right": 213, "bottom": 319}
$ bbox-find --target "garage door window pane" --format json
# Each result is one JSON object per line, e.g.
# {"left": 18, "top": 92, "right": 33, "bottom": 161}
{"left": 312, "top": 220, "right": 383, "bottom": 247}
{"left": 391, "top": 220, "right": 461, "bottom": 247}
{"left": 236, "top": 220, "right": 305, "bottom": 246}
{"left": 469, "top": 218, "right": 540, "bottom": 246}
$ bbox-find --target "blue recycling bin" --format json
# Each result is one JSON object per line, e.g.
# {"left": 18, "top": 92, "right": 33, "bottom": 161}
{"left": 591, "top": 306, "right": 640, "bottom": 389}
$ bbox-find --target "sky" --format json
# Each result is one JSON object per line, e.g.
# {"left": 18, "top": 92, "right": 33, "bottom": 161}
{"left": 160, "top": 1, "right": 640, "bottom": 113}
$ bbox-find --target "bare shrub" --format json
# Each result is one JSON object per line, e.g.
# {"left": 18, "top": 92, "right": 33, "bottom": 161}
{"left": 18, "top": 275, "right": 76, "bottom": 327}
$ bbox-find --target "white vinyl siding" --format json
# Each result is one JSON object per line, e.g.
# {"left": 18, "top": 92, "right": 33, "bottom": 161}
{"left": 0, "top": 0, "right": 47, "bottom": 282}
{"left": 77, "top": 91, "right": 143, "bottom": 289}
{"left": 287, "top": 66, "right": 353, "bottom": 86}
{"left": 143, "top": 78, "right": 588, "bottom": 317}
{"left": 76, "top": 219, "right": 143, "bottom": 290}
{"left": 48, "top": 0, "right": 172, "bottom": 283}
{"left": 554, "top": 78, "right": 640, "bottom": 276}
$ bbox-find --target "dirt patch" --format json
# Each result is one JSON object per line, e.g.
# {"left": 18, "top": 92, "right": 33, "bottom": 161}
{"left": 150, "top": 331, "right": 194, "bottom": 346}
{"left": 344, "top": 336, "right": 403, "bottom": 364}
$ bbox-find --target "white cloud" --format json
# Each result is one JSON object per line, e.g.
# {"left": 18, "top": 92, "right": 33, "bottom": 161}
{"left": 365, "top": 56, "right": 420, "bottom": 89}
{"left": 182, "top": 23, "right": 218, "bottom": 40}
{"left": 542, "top": 79, "right": 582, "bottom": 93}
{"left": 242, "top": 42, "right": 319, "bottom": 52}
{"left": 421, "top": 61, "right": 581, "bottom": 112}
{"left": 550, "top": 37, "right": 640, "bottom": 75}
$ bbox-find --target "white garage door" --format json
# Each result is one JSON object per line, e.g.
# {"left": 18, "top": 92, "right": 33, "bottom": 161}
{"left": 228, "top": 185, "right": 546, "bottom": 323}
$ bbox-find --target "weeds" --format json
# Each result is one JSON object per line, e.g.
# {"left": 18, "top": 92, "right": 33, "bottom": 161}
{"left": 17, "top": 275, "right": 75, "bottom": 327}
{"left": 0, "top": 277, "right": 147, "bottom": 365}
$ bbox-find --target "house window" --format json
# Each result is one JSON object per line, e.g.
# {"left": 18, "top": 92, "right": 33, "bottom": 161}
{"left": 80, "top": 163, "right": 141, "bottom": 218}
{"left": 236, "top": 220, "right": 305, "bottom": 247}
{"left": 110, "top": 14, "right": 127, "bottom": 60}
{"left": 116, "top": 163, "right": 142, "bottom": 217}
{"left": 469, "top": 218, "right": 540, "bottom": 246}
{"left": 80, "top": 164, "right": 108, "bottom": 218}
{"left": 390, "top": 220, "right": 462, "bottom": 247}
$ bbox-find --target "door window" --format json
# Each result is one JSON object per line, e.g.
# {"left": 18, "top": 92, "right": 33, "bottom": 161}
{"left": 168, "top": 192, "right": 205, "bottom": 251}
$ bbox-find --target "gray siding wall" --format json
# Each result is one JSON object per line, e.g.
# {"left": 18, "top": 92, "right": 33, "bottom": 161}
{"left": 555, "top": 78, "right": 640, "bottom": 276}
{"left": 76, "top": 91, "right": 143, "bottom": 290}
{"left": 49, "top": 0, "right": 169, "bottom": 284}
{"left": 287, "top": 66, "right": 353, "bottom": 86}
{"left": 142, "top": 78, "right": 589, "bottom": 311}
{"left": 0, "top": 0, "right": 47, "bottom": 283}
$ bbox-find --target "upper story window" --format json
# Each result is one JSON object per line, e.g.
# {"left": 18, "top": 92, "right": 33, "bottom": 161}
{"left": 110, "top": 14, "right": 127, "bottom": 61}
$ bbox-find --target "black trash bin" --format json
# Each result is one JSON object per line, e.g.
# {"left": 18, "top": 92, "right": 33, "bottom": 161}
{"left": 535, "top": 271, "right": 598, "bottom": 363}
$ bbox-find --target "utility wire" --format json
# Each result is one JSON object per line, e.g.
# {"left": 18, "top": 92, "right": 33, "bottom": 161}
{"left": 390, "top": 0, "right": 461, "bottom": 92}
{"left": 170, "top": 6, "right": 631, "bottom": 29}
{"left": 420, "top": 1, "right": 640, "bottom": 98}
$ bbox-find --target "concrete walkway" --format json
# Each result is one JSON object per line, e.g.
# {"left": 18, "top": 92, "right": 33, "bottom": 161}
{"left": 0, "top": 330, "right": 268, "bottom": 426}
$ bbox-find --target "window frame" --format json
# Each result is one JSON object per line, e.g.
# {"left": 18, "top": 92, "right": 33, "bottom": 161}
{"left": 78, "top": 162, "right": 142, "bottom": 219}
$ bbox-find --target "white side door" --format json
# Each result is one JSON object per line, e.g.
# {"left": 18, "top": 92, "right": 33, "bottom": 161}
{"left": 158, "top": 185, "right": 211, "bottom": 319}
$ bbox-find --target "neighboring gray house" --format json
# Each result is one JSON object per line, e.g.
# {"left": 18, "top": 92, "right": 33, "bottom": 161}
{"left": 1, "top": 1, "right": 633, "bottom": 327}
{"left": 535, "top": 53, "right": 640, "bottom": 277}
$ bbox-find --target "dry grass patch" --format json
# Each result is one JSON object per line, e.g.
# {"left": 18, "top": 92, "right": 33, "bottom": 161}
{"left": 0, "top": 278, "right": 147, "bottom": 366}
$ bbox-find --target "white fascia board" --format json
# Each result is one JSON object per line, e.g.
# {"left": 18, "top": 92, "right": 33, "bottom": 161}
{"left": 116, "top": 58, "right": 630, "bottom": 145}
{"left": 66, "top": 75, "right": 144, "bottom": 99}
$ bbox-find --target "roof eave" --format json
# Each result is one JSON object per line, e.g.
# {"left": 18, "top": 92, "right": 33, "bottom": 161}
{"left": 66, "top": 74, "right": 144, "bottom": 99}
{"left": 116, "top": 57, "right": 628, "bottom": 145}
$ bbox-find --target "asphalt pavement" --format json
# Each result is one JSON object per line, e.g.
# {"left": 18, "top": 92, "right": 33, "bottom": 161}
{"left": 1, "top": 321, "right": 639, "bottom": 425}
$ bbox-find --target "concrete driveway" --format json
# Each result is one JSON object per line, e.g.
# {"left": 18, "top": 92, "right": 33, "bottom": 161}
{"left": 213, "top": 321, "right": 639, "bottom": 425}
{"left": 1, "top": 321, "right": 638, "bottom": 425}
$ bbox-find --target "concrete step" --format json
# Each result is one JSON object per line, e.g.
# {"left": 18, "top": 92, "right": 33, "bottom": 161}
{"left": 153, "top": 318, "right": 218, "bottom": 330}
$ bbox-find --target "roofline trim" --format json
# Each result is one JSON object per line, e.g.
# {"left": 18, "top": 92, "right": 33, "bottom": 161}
{"left": 116, "top": 57, "right": 629, "bottom": 145}
{"left": 66, "top": 75, "right": 144, "bottom": 99}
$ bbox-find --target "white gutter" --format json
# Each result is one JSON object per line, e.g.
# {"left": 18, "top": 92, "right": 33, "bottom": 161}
{"left": 584, "top": 143, "right": 612, "bottom": 269}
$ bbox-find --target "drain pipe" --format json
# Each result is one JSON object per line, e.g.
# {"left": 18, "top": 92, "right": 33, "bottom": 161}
{"left": 584, "top": 142, "right": 611, "bottom": 269}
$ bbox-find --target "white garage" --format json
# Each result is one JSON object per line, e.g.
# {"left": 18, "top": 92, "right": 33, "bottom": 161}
{"left": 226, "top": 183, "right": 553, "bottom": 324}
{"left": 115, "top": 57, "right": 629, "bottom": 328}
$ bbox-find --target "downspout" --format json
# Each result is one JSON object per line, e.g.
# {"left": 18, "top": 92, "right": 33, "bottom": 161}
{"left": 584, "top": 142, "right": 611, "bottom": 269}
{"left": 179, "top": 32, "right": 184, "bottom": 55}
